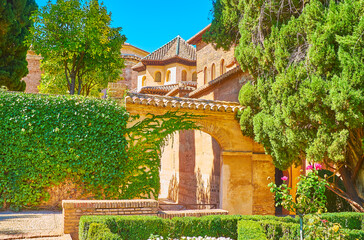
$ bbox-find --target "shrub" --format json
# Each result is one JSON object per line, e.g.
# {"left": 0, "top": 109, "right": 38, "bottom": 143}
{"left": 87, "top": 223, "right": 120, "bottom": 240}
{"left": 318, "top": 212, "right": 364, "bottom": 230}
{"left": 237, "top": 220, "right": 267, "bottom": 240}
{"left": 79, "top": 214, "right": 298, "bottom": 240}
{"left": 80, "top": 215, "right": 173, "bottom": 240}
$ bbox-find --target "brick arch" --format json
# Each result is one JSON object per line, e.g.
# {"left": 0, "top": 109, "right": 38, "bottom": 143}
{"left": 110, "top": 88, "right": 275, "bottom": 216}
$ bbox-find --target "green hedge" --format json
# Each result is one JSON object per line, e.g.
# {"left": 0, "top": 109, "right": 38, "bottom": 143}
{"left": 79, "top": 214, "right": 297, "bottom": 240}
{"left": 237, "top": 220, "right": 267, "bottom": 240}
{"left": 0, "top": 91, "right": 198, "bottom": 210}
{"left": 80, "top": 213, "right": 364, "bottom": 240}
{"left": 259, "top": 220, "right": 300, "bottom": 240}
{"left": 319, "top": 212, "right": 364, "bottom": 230}
{"left": 0, "top": 91, "right": 129, "bottom": 209}
{"left": 80, "top": 215, "right": 173, "bottom": 240}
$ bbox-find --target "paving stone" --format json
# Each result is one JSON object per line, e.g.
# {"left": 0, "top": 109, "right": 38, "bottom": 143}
{"left": 0, "top": 211, "right": 62, "bottom": 240}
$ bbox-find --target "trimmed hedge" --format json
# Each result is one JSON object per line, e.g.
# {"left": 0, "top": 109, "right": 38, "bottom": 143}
{"left": 259, "top": 220, "right": 300, "bottom": 240}
{"left": 319, "top": 212, "right": 364, "bottom": 230}
{"left": 80, "top": 215, "right": 173, "bottom": 240}
{"left": 237, "top": 220, "right": 267, "bottom": 240}
{"left": 79, "top": 214, "right": 297, "bottom": 240}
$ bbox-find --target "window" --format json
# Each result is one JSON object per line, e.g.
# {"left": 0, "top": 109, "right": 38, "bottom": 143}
{"left": 155, "top": 71, "right": 162, "bottom": 82}
{"left": 166, "top": 70, "right": 171, "bottom": 82}
{"left": 204, "top": 67, "right": 207, "bottom": 84}
{"left": 220, "top": 59, "right": 225, "bottom": 75}
{"left": 192, "top": 72, "right": 197, "bottom": 82}
{"left": 181, "top": 70, "right": 187, "bottom": 81}
{"left": 211, "top": 63, "right": 216, "bottom": 81}
{"left": 142, "top": 76, "right": 147, "bottom": 86}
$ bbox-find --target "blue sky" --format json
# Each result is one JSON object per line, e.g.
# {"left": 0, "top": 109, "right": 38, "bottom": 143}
{"left": 35, "top": 0, "right": 213, "bottom": 53}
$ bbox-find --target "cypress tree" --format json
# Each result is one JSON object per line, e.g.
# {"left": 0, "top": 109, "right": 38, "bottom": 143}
{"left": 0, "top": 0, "right": 37, "bottom": 91}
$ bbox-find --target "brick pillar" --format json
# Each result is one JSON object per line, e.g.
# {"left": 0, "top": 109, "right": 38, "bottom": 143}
{"left": 63, "top": 199, "right": 158, "bottom": 240}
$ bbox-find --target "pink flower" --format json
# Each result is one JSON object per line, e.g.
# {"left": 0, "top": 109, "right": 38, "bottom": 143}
{"left": 314, "top": 163, "right": 322, "bottom": 170}
{"left": 281, "top": 176, "right": 288, "bottom": 181}
{"left": 306, "top": 165, "right": 314, "bottom": 171}
{"left": 321, "top": 219, "right": 328, "bottom": 223}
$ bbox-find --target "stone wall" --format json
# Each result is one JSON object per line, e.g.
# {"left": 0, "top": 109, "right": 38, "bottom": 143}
{"left": 63, "top": 199, "right": 228, "bottom": 240}
{"left": 22, "top": 52, "right": 42, "bottom": 93}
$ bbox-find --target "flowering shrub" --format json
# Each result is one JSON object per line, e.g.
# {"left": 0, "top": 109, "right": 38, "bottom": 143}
{"left": 268, "top": 163, "right": 327, "bottom": 214}
{"left": 304, "top": 214, "right": 346, "bottom": 240}
{"left": 268, "top": 163, "right": 347, "bottom": 239}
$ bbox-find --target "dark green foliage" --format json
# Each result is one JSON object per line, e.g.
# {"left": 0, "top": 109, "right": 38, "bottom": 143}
{"left": 87, "top": 223, "right": 120, "bottom": 240}
{"left": 208, "top": 0, "right": 364, "bottom": 207}
{"left": 79, "top": 215, "right": 173, "bottom": 240}
{"left": 0, "top": 0, "right": 37, "bottom": 91}
{"left": 318, "top": 212, "right": 364, "bottom": 230}
{"left": 237, "top": 220, "right": 267, "bottom": 240}
{"left": 79, "top": 214, "right": 298, "bottom": 240}
{"left": 259, "top": 220, "right": 300, "bottom": 240}
{"left": 0, "top": 91, "right": 129, "bottom": 209}
{"left": 344, "top": 229, "right": 364, "bottom": 240}
{"left": 0, "top": 91, "right": 199, "bottom": 209}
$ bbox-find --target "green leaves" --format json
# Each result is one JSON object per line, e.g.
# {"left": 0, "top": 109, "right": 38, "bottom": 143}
{"left": 28, "top": 0, "right": 126, "bottom": 96}
{"left": 0, "top": 0, "right": 37, "bottom": 91}
{"left": 0, "top": 91, "right": 199, "bottom": 209}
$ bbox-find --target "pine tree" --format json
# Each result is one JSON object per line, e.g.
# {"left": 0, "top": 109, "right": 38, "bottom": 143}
{"left": 0, "top": 0, "right": 37, "bottom": 91}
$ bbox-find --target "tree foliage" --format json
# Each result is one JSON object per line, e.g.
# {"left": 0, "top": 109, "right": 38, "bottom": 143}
{"left": 207, "top": 0, "right": 364, "bottom": 210}
{"left": 0, "top": 0, "right": 37, "bottom": 91}
{"left": 28, "top": 0, "right": 125, "bottom": 95}
{"left": 0, "top": 90, "right": 199, "bottom": 209}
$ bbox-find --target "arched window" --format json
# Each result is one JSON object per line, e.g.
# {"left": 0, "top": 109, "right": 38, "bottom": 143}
{"left": 211, "top": 63, "right": 216, "bottom": 81}
{"left": 181, "top": 70, "right": 187, "bottom": 81}
{"left": 142, "top": 76, "right": 147, "bottom": 86}
{"left": 192, "top": 72, "right": 197, "bottom": 82}
{"left": 204, "top": 67, "right": 207, "bottom": 84}
{"left": 220, "top": 59, "right": 225, "bottom": 75}
{"left": 166, "top": 70, "right": 171, "bottom": 82}
{"left": 155, "top": 71, "right": 162, "bottom": 82}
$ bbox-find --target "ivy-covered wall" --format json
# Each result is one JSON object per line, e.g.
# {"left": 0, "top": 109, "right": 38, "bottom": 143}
{"left": 0, "top": 91, "right": 197, "bottom": 210}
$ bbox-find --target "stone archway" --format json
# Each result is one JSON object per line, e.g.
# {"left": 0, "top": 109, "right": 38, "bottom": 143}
{"left": 121, "top": 92, "right": 275, "bottom": 215}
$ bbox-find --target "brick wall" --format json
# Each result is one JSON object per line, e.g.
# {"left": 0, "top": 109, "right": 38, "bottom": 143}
{"left": 63, "top": 199, "right": 228, "bottom": 240}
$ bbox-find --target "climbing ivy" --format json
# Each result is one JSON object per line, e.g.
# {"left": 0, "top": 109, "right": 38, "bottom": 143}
{"left": 0, "top": 90, "right": 199, "bottom": 209}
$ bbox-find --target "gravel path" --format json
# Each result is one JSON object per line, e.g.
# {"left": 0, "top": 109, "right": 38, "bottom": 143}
{"left": 0, "top": 211, "right": 63, "bottom": 240}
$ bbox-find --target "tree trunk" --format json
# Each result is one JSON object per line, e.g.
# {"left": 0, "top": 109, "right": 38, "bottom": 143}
{"left": 339, "top": 166, "right": 364, "bottom": 211}
{"left": 69, "top": 73, "right": 76, "bottom": 95}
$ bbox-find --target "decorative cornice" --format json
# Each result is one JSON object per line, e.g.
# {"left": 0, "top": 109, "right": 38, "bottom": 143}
{"left": 125, "top": 93, "right": 244, "bottom": 113}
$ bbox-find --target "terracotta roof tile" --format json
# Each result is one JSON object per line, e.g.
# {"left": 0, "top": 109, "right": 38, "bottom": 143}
{"left": 143, "top": 36, "right": 196, "bottom": 62}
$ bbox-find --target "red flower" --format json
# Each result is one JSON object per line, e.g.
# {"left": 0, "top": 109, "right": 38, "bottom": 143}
{"left": 281, "top": 176, "right": 288, "bottom": 181}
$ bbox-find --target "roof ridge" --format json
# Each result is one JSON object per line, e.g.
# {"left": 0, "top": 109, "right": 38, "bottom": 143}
{"left": 142, "top": 36, "right": 196, "bottom": 62}
{"left": 142, "top": 36, "right": 179, "bottom": 60}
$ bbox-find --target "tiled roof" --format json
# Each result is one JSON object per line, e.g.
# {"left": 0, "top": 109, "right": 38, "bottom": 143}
{"left": 139, "top": 82, "right": 198, "bottom": 96}
{"left": 143, "top": 36, "right": 196, "bottom": 62}
{"left": 125, "top": 93, "right": 244, "bottom": 113}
